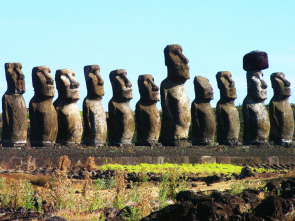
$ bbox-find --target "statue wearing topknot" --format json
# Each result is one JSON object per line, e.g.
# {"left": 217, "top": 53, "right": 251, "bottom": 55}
{"left": 242, "top": 51, "right": 270, "bottom": 145}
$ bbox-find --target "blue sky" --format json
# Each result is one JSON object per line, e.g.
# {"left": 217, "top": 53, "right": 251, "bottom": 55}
{"left": 1, "top": 0, "right": 295, "bottom": 111}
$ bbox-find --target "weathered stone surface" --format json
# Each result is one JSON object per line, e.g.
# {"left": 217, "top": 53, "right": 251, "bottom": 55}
{"left": 108, "top": 69, "right": 135, "bottom": 146}
{"left": 54, "top": 69, "right": 82, "bottom": 145}
{"left": 243, "top": 50, "right": 269, "bottom": 71}
{"left": 2, "top": 63, "right": 27, "bottom": 147}
{"left": 269, "top": 72, "right": 294, "bottom": 146}
{"left": 243, "top": 51, "right": 270, "bottom": 145}
{"left": 159, "top": 44, "right": 191, "bottom": 146}
{"left": 135, "top": 74, "right": 161, "bottom": 146}
{"left": 82, "top": 65, "right": 107, "bottom": 147}
{"left": 29, "top": 66, "right": 58, "bottom": 147}
{"left": 216, "top": 71, "right": 240, "bottom": 145}
{"left": 191, "top": 76, "right": 216, "bottom": 146}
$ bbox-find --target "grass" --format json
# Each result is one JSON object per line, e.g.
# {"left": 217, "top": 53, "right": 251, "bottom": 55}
{"left": 99, "top": 163, "right": 272, "bottom": 176}
{"left": 0, "top": 162, "right": 280, "bottom": 220}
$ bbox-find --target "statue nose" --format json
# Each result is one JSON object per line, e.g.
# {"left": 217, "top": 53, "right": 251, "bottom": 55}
{"left": 153, "top": 85, "right": 159, "bottom": 91}
{"left": 261, "top": 80, "right": 268, "bottom": 89}
{"left": 179, "top": 52, "right": 189, "bottom": 64}
{"left": 46, "top": 78, "right": 54, "bottom": 85}
{"left": 45, "top": 74, "right": 54, "bottom": 84}
{"left": 122, "top": 74, "right": 132, "bottom": 88}
{"left": 70, "top": 79, "right": 79, "bottom": 89}
{"left": 126, "top": 81, "right": 132, "bottom": 88}
{"left": 151, "top": 81, "right": 159, "bottom": 91}
{"left": 97, "top": 75, "right": 104, "bottom": 85}
{"left": 285, "top": 80, "right": 291, "bottom": 87}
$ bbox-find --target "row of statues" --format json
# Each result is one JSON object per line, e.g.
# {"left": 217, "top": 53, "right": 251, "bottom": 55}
{"left": 1, "top": 46, "right": 294, "bottom": 148}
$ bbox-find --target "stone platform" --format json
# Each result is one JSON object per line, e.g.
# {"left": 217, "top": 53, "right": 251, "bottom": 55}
{"left": 0, "top": 145, "right": 294, "bottom": 169}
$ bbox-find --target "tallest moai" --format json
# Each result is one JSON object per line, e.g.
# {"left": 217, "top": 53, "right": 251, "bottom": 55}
{"left": 2, "top": 63, "right": 27, "bottom": 147}
{"left": 242, "top": 51, "right": 270, "bottom": 145}
{"left": 159, "top": 44, "right": 191, "bottom": 146}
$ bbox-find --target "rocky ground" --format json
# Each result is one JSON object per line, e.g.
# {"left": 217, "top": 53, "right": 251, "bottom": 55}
{"left": 0, "top": 165, "right": 294, "bottom": 220}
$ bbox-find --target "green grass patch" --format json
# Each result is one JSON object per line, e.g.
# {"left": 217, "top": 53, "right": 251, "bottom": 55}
{"left": 100, "top": 163, "right": 271, "bottom": 176}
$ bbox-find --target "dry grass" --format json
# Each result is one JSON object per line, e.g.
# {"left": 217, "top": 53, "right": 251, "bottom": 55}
{"left": 58, "top": 155, "right": 71, "bottom": 171}
{"left": 0, "top": 171, "right": 285, "bottom": 221}
{"left": 0, "top": 159, "right": 292, "bottom": 220}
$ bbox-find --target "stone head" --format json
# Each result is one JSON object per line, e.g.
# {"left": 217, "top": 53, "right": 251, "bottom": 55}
{"left": 55, "top": 69, "right": 80, "bottom": 101}
{"left": 271, "top": 72, "right": 291, "bottom": 98}
{"left": 109, "top": 69, "right": 132, "bottom": 101}
{"left": 84, "top": 65, "right": 104, "bottom": 99}
{"left": 194, "top": 76, "right": 213, "bottom": 101}
{"left": 164, "top": 44, "right": 190, "bottom": 83}
{"left": 32, "top": 66, "right": 55, "bottom": 98}
{"left": 138, "top": 74, "right": 159, "bottom": 102}
{"left": 5, "top": 63, "right": 25, "bottom": 94}
{"left": 246, "top": 70, "right": 268, "bottom": 101}
{"left": 216, "top": 71, "right": 237, "bottom": 101}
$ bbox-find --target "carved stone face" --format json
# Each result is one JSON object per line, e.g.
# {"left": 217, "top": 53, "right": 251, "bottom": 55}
{"left": 110, "top": 69, "right": 132, "bottom": 101}
{"left": 32, "top": 66, "right": 55, "bottom": 98}
{"left": 138, "top": 74, "right": 159, "bottom": 102}
{"left": 247, "top": 71, "right": 268, "bottom": 101}
{"left": 84, "top": 65, "right": 104, "bottom": 99}
{"left": 194, "top": 76, "right": 213, "bottom": 101}
{"left": 271, "top": 72, "right": 291, "bottom": 97}
{"left": 5, "top": 63, "right": 25, "bottom": 94}
{"left": 55, "top": 69, "right": 80, "bottom": 101}
{"left": 164, "top": 44, "right": 190, "bottom": 83}
{"left": 216, "top": 71, "right": 237, "bottom": 100}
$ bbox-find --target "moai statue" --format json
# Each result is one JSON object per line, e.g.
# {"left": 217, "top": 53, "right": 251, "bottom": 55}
{"left": 159, "top": 44, "right": 191, "bottom": 147}
{"left": 135, "top": 75, "right": 161, "bottom": 146}
{"left": 82, "top": 65, "right": 107, "bottom": 147}
{"left": 242, "top": 50, "right": 270, "bottom": 145}
{"left": 53, "top": 69, "right": 83, "bottom": 145}
{"left": 29, "top": 66, "right": 58, "bottom": 147}
{"left": 216, "top": 71, "right": 240, "bottom": 145}
{"left": 2, "top": 63, "right": 27, "bottom": 147}
{"left": 269, "top": 72, "right": 294, "bottom": 146}
{"left": 191, "top": 76, "right": 216, "bottom": 146}
{"left": 108, "top": 69, "right": 135, "bottom": 146}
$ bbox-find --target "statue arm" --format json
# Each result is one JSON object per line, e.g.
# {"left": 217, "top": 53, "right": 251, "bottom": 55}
{"left": 269, "top": 102, "right": 280, "bottom": 128}
{"left": 1, "top": 97, "right": 9, "bottom": 137}
{"left": 160, "top": 85, "right": 167, "bottom": 111}
{"left": 167, "top": 92, "right": 182, "bottom": 125}
{"left": 82, "top": 100, "right": 91, "bottom": 132}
